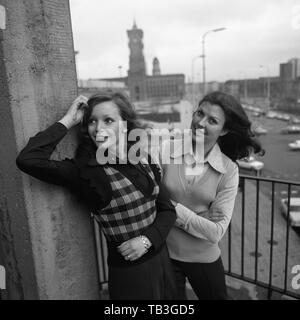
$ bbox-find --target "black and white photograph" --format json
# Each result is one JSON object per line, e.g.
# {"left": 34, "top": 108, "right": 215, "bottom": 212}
{"left": 0, "top": 0, "right": 300, "bottom": 304}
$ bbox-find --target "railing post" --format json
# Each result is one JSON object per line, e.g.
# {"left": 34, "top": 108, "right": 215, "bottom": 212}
{"left": 254, "top": 179, "right": 260, "bottom": 282}
{"left": 268, "top": 182, "right": 275, "bottom": 300}
{"left": 284, "top": 184, "right": 291, "bottom": 294}
{"left": 241, "top": 177, "right": 245, "bottom": 277}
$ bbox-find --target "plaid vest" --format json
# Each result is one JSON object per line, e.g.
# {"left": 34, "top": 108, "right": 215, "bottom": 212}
{"left": 94, "top": 164, "right": 159, "bottom": 243}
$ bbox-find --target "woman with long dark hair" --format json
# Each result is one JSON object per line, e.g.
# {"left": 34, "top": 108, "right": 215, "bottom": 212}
{"left": 159, "top": 91, "right": 264, "bottom": 300}
{"left": 16, "top": 90, "right": 176, "bottom": 300}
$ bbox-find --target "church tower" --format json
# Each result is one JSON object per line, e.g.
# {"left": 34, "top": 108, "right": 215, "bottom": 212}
{"left": 127, "top": 20, "right": 146, "bottom": 76}
{"left": 127, "top": 20, "right": 146, "bottom": 101}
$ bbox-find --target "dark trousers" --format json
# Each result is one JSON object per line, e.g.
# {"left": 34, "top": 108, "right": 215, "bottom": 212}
{"left": 108, "top": 245, "right": 176, "bottom": 300}
{"left": 171, "top": 257, "right": 227, "bottom": 300}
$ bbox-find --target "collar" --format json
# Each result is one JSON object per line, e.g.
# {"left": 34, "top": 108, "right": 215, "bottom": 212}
{"left": 205, "top": 143, "right": 227, "bottom": 174}
{"left": 170, "top": 137, "right": 227, "bottom": 174}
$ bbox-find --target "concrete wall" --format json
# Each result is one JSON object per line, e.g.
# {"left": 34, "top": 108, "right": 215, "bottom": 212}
{"left": 0, "top": 0, "right": 100, "bottom": 299}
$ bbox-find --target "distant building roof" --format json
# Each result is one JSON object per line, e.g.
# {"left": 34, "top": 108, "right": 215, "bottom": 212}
{"left": 78, "top": 79, "right": 126, "bottom": 89}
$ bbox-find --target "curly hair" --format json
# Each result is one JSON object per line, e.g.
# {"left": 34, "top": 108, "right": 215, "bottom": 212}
{"left": 197, "top": 91, "right": 265, "bottom": 162}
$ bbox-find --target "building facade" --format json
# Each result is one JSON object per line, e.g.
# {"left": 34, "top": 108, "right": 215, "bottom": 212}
{"left": 222, "top": 77, "right": 300, "bottom": 112}
{"left": 99, "top": 21, "right": 185, "bottom": 102}
{"left": 280, "top": 58, "right": 300, "bottom": 80}
{"left": 78, "top": 79, "right": 129, "bottom": 98}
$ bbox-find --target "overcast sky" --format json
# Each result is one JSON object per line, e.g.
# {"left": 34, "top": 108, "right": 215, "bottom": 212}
{"left": 70, "top": 0, "right": 300, "bottom": 82}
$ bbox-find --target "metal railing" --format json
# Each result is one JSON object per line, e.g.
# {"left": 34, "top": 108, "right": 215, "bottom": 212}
{"left": 222, "top": 174, "right": 300, "bottom": 300}
{"left": 93, "top": 174, "right": 300, "bottom": 300}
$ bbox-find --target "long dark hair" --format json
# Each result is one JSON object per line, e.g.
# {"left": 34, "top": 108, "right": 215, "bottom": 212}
{"left": 76, "top": 90, "right": 147, "bottom": 160}
{"left": 197, "top": 91, "right": 264, "bottom": 162}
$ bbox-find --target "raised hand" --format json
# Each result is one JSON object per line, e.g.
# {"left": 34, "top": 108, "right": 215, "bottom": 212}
{"left": 59, "top": 95, "right": 88, "bottom": 129}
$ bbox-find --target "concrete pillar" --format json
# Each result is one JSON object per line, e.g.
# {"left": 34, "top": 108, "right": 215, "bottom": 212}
{"left": 0, "top": 0, "right": 100, "bottom": 299}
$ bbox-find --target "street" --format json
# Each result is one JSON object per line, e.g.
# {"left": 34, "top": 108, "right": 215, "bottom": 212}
{"left": 251, "top": 115, "right": 300, "bottom": 183}
{"left": 246, "top": 113, "right": 300, "bottom": 229}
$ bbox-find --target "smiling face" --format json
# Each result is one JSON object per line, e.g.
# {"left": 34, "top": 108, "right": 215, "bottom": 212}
{"left": 191, "top": 102, "right": 228, "bottom": 151}
{"left": 87, "top": 101, "right": 123, "bottom": 149}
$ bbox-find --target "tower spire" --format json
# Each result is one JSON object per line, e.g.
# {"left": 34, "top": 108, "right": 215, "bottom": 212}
{"left": 133, "top": 18, "right": 137, "bottom": 29}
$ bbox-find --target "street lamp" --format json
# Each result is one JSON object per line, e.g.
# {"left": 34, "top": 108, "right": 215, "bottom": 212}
{"left": 259, "top": 65, "right": 270, "bottom": 109}
{"left": 191, "top": 55, "right": 202, "bottom": 106}
{"left": 202, "top": 27, "right": 226, "bottom": 95}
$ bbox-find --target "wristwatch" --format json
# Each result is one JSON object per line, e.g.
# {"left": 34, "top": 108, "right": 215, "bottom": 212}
{"left": 140, "top": 235, "right": 152, "bottom": 251}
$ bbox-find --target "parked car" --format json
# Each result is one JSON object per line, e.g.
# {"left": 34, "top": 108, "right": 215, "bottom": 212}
{"left": 266, "top": 111, "right": 278, "bottom": 119}
{"left": 237, "top": 156, "right": 264, "bottom": 173}
{"left": 281, "top": 125, "right": 300, "bottom": 134}
{"left": 253, "top": 126, "right": 267, "bottom": 136}
{"left": 288, "top": 140, "right": 300, "bottom": 151}
{"left": 280, "top": 197, "right": 300, "bottom": 227}
{"left": 290, "top": 117, "right": 300, "bottom": 124}
{"left": 273, "top": 113, "right": 290, "bottom": 121}
{"left": 279, "top": 114, "right": 291, "bottom": 121}
{"left": 252, "top": 112, "right": 261, "bottom": 117}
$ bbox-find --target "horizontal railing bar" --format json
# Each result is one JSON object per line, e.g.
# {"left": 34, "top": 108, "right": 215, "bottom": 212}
{"left": 239, "top": 174, "right": 300, "bottom": 186}
{"left": 225, "top": 272, "right": 300, "bottom": 300}
{"left": 101, "top": 272, "right": 300, "bottom": 300}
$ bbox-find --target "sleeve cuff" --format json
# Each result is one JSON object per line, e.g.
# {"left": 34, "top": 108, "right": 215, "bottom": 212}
{"left": 55, "top": 121, "right": 69, "bottom": 132}
{"left": 142, "top": 228, "right": 161, "bottom": 250}
{"left": 175, "top": 203, "right": 195, "bottom": 230}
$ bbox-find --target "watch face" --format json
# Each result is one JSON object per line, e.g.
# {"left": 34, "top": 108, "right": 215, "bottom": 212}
{"left": 132, "top": 38, "right": 138, "bottom": 43}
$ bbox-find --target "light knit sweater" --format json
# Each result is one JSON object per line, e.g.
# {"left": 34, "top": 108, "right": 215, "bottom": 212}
{"left": 160, "top": 140, "right": 239, "bottom": 263}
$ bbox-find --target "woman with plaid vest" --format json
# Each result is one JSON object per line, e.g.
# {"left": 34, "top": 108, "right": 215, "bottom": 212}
{"left": 16, "top": 91, "right": 177, "bottom": 300}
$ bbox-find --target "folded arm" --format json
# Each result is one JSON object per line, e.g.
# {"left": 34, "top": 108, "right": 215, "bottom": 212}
{"left": 175, "top": 165, "right": 239, "bottom": 243}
